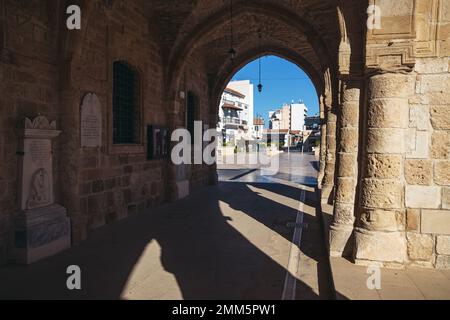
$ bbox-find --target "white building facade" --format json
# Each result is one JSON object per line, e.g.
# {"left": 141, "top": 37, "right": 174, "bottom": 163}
{"left": 290, "top": 102, "right": 308, "bottom": 131}
{"left": 269, "top": 101, "right": 308, "bottom": 132}
{"left": 253, "top": 117, "right": 265, "bottom": 140}
{"left": 227, "top": 80, "right": 254, "bottom": 130}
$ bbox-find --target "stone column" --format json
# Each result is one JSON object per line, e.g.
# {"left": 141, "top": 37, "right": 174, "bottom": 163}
{"left": 208, "top": 101, "right": 219, "bottom": 185}
{"left": 330, "top": 79, "right": 361, "bottom": 257}
{"left": 354, "top": 73, "right": 414, "bottom": 266}
{"left": 318, "top": 97, "right": 327, "bottom": 186}
{"left": 167, "top": 96, "right": 190, "bottom": 201}
{"left": 321, "top": 98, "right": 337, "bottom": 203}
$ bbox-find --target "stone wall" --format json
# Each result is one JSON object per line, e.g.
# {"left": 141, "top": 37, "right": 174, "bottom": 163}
{"left": 405, "top": 57, "right": 450, "bottom": 268}
{"left": 0, "top": 0, "right": 449, "bottom": 270}
{"left": 62, "top": 0, "right": 168, "bottom": 244}
{"left": 0, "top": 0, "right": 61, "bottom": 265}
{"left": 0, "top": 0, "right": 215, "bottom": 265}
{"left": 168, "top": 50, "right": 215, "bottom": 195}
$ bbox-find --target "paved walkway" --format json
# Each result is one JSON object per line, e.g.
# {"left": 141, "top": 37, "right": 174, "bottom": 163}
{"left": 0, "top": 152, "right": 332, "bottom": 300}
{"left": 321, "top": 203, "right": 450, "bottom": 300}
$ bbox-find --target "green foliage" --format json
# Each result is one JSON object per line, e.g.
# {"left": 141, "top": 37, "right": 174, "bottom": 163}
{"left": 315, "top": 139, "right": 320, "bottom": 147}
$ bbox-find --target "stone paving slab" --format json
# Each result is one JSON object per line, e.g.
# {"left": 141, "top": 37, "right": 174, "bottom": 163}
{"left": 320, "top": 202, "right": 450, "bottom": 300}
{"left": 0, "top": 153, "right": 331, "bottom": 300}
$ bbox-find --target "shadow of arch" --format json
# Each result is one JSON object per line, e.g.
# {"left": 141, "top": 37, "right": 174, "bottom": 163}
{"left": 0, "top": 180, "right": 341, "bottom": 300}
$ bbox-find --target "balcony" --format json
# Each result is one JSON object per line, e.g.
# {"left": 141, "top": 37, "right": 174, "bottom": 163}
{"left": 221, "top": 99, "right": 248, "bottom": 110}
{"left": 219, "top": 117, "right": 248, "bottom": 130}
{"left": 223, "top": 117, "right": 242, "bottom": 125}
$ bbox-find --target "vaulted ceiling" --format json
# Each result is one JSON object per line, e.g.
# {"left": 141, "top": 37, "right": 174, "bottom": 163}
{"left": 142, "top": 0, "right": 367, "bottom": 96}
{"left": 145, "top": 0, "right": 345, "bottom": 75}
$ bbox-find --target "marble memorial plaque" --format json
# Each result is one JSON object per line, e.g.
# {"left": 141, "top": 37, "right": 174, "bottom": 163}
{"left": 14, "top": 116, "right": 70, "bottom": 264}
{"left": 21, "top": 139, "right": 53, "bottom": 210}
{"left": 80, "top": 93, "right": 102, "bottom": 148}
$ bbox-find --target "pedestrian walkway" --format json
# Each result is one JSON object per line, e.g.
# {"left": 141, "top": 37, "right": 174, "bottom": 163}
{"left": 0, "top": 153, "right": 332, "bottom": 300}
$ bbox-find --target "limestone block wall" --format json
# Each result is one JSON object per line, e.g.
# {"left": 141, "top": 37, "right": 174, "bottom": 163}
{"left": 405, "top": 57, "right": 450, "bottom": 269}
{"left": 60, "top": 0, "right": 168, "bottom": 244}
{"left": 0, "top": 0, "right": 216, "bottom": 265}
{"left": 170, "top": 51, "right": 215, "bottom": 192}
{"left": 0, "top": 1, "right": 61, "bottom": 265}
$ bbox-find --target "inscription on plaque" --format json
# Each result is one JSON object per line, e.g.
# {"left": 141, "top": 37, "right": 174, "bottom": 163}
{"left": 81, "top": 93, "right": 102, "bottom": 148}
{"left": 29, "top": 140, "right": 51, "bottom": 166}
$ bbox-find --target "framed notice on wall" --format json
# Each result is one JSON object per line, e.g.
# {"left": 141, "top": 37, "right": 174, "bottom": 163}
{"left": 147, "top": 125, "right": 169, "bottom": 160}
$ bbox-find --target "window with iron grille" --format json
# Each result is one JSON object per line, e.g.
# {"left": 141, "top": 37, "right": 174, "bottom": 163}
{"left": 113, "top": 61, "right": 141, "bottom": 144}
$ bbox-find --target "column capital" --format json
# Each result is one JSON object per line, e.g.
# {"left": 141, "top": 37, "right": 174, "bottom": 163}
{"left": 363, "top": 65, "right": 414, "bottom": 78}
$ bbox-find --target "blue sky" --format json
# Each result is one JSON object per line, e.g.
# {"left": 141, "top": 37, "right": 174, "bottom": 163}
{"left": 231, "top": 55, "right": 319, "bottom": 126}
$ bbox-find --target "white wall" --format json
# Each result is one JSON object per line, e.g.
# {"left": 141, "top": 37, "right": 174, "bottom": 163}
{"left": 291, "top": 103, "right": 308, "bottom": 131}
{"left": 227, "top": 80, "right": 254, "bottom": 128}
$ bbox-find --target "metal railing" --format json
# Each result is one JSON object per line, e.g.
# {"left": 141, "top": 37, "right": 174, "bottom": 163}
{"left": 223, "top": 117, "right": 242, "bottom": 125}
{"left": 222, "top": 99, "right": 248, "bottom": 109}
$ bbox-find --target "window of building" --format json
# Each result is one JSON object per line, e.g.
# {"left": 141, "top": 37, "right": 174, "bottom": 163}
{"left": 113, "top": 61, "right": 141, "bottom": 144}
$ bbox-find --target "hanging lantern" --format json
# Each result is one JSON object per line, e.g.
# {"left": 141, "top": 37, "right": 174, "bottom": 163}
{"left": 257, "top": 31, "right": 263, "bottom": 93}
{"left": 228, "top": 0, "right": 236, "bottom": 63}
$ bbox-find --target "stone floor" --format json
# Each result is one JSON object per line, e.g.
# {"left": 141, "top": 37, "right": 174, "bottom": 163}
{"left": 321, "top": 203, "right": 450, "bottom": 300}
{"left": 3, "top": 151, "right": 447, "bottom": 300}
{"left": 0, "top": 152, "right": 332, "bottom": 300}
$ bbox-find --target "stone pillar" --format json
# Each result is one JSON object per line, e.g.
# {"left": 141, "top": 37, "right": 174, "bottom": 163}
{"left": 354, "top": 73, "right": 414, "bottom": 266}
{"left": 330, "top": 79, "right": 361, "bottom": 257}
{"left": 167, "top": 96, "right": 190, "bottom": 201}
{"left": 209, "top": 101, "right": 219, "bottom": 185}
{"left": 321, "top": 98, "right": 337, "bottom": 203}
{"left": 318, "top": 97, "right": 327, "bottom": 186}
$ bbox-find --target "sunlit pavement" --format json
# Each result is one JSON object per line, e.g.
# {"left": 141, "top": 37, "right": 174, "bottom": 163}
{"left": 0, "top": 152, "right": 332, "bottom": 300}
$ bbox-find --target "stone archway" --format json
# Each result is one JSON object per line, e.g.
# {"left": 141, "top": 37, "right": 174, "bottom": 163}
{"left": 1, "top": 0, "right": 448, "bottom": 270}
{"left": 163, "top": 0, "right": 345, "bottom": 205}
{"left": 163, "top": 0, "right": 450, "bottom": 269}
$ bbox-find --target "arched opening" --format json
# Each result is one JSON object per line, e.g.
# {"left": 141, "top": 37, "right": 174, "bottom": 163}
{"left": 159, "top": 1, "right": 343, "bottom": 299}
{"left": 0, "top": 0, "right": 371, "bottom": 300}
{"left": 4, "top": 0, "right": 449, "bottom": 301}
{"left": 215, "top": 55, "right": 321, "bottom": 185}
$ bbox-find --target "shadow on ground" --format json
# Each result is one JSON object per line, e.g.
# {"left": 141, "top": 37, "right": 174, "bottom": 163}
{"left": 0, "top": 171, "right": 341, "bottom": 300}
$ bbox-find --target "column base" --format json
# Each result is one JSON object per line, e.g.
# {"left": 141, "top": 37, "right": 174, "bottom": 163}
{"left": 329, "top": 224, "right": 354, "bottom": 257}
{"left": 353, "top": 228, "right": 406, "bottom": 265}
{"left": 12, "top": 204, "right": 71, "bottom": 265}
